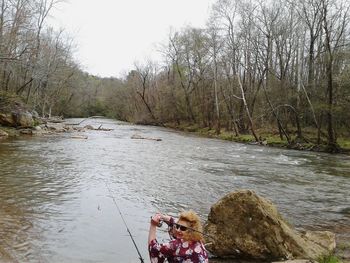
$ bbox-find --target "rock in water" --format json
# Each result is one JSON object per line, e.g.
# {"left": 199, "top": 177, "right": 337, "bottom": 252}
{"left": 204, "top": 190, "right": 335, "bottom": 261}
{"left": 84, "top": 125, "right": 94, "bottom": 130}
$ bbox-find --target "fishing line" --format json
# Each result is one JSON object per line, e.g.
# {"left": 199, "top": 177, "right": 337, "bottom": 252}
{"left": 104, "top": 182, "right": 145, "bottom": 263}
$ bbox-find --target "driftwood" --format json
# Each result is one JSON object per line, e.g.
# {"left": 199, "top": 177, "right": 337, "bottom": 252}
{"left": 84, "top": 124, "right": 113, "bottom": 131}
{"left": 71, "top": 135, "right": 88, "bottom": 139}
{"left": 96, "top": 124, "right": 113, "bottom": 131}
{"left": 131, "top": 134, "right": 162, "bottom": 141}
{"left": 65, "top": 117, "right": 115, "bottom": 131}
{"left": 95, "top": 128, "right": 113, "bottom": 131}
{"left": 69, "top": 116, "right": 105, "bottom": 126}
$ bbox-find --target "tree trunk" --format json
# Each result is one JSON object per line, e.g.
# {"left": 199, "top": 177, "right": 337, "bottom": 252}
{"left": 214, "top": 62, "right": 221, "bottom": 135}
{"left": 237, "top": 74, "right": 259, "bottom": 142}
{"left": 262, "top": 83, "right": 291, "bottom": 144}
{"left": 326, "top": 62, "right": 336, "bottom": 149}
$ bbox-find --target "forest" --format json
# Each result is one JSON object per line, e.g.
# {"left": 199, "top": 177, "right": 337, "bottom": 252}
{"left": 0, "top": 0, "right": 350, "bottom": 152}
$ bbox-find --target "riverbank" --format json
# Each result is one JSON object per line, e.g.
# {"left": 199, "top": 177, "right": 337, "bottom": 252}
{"left": 0, "top": 121, "right": 106, "bottom": 140}
{"left": 162, "top": 122, "right": 350, "bottom": 155}
{"left": 2, "top": 115, "right": 350, "bottom": 155}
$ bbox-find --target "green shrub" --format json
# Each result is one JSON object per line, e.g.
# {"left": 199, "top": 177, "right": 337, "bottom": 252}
{"left": 318, "top": 254, "right": 342, "bottom": 263}
{"left": 219, "top": 132, "right": 234, "bottom": 141}
{"left": 338, "top": 138, "right": 350, "bottom": 150}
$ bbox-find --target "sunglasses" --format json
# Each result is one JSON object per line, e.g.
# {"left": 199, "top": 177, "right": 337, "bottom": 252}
{"left": 174, "top": 223, "right": 188, "bottom": 231}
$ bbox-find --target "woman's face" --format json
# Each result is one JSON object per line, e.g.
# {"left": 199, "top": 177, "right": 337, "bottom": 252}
{"left": 173, "top": 220, "right": 190, "bottom": 238}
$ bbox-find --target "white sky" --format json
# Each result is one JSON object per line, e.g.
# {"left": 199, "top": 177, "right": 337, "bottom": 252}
{"left": 50, "top": 0, "right": 216, "bottom": 78}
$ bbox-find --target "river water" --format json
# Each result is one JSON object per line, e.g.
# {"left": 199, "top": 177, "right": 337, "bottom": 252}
{"left": 0, "top": 118, "right": 349, "bottom": 263}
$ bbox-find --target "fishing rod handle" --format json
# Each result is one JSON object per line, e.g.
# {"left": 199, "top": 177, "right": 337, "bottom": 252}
{"left": 150, "top": 216, "right": 163, "bottom": 227}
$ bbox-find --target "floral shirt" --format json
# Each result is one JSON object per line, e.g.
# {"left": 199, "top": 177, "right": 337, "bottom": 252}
{"left": 149, "top": 238, "right": 208, "bottom": 263}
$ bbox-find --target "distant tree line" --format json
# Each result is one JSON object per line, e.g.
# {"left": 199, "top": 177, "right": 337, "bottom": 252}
{"left": 108, "top": 0, "right": 350, "bottom": 152}
{"left": 0, "top": 0, "right": 117, "bottom": 118}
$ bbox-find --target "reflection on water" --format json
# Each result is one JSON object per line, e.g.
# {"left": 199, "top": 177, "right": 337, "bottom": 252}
{"left": 0, "top": 118, "right": 350, "bottom": 262}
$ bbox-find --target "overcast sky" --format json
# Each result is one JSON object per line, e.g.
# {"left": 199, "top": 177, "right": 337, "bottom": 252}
{"left": 50, "top": 0, "right": 216, "bottom": 78}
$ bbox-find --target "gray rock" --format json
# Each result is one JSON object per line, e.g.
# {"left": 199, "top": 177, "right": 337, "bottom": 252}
{"left": 33, "top": 126, "right": 42, "bottom": 131}
{"left": 204, "top": 190, "right": 336, "bottom": 261}
{"left": 31, "top": 110, "right": 39, "bottom": 119}
{"left": 16, "top": 111, "right": 34, "bottom": 127}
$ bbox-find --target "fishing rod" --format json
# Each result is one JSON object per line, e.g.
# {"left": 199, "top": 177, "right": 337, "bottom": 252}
{"left": 105, "top": 182, "right": 145, "bottom": 263}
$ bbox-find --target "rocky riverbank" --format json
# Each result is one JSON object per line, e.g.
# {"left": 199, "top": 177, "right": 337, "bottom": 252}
{"left": 0, "top": 108, "right": 85, "bottom": 139}
{"left": 0, "top": 118, "right": 103, "bottom": 140}
{"left": 0, "top": 94, "right": 89, "bottom": 139}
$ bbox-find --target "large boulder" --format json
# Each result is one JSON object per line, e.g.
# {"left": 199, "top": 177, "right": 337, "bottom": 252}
{"left": 0, "top": 93, "right": 34, "bottom": 128}
{"left": 15, "top": 111, "right": 34, "bottom": 127}
{"left": 0, "top": 110, "right": 34, "bottom": 128}
{"left": 0, "top": 111, "right": 34, "bottom": 128}
{"left": 204, "top": 190, "right": 336, "bottom": 261}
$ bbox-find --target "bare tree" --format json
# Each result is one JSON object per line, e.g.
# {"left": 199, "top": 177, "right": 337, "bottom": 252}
{"left": 320, "top": 0, "right": 349, "bottom": 151}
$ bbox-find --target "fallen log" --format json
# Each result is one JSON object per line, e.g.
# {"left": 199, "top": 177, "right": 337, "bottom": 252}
{"left": 71, "top": 135, "right": 88, "bottom": 139}
{"left": 69, "top": 116, "right": 105, "bottom": 125}
{"left": 131, "top": 134, "right": 162, "bottom": 141}
{"left": 84, "top": 124, "right": 113, "bottom": 131}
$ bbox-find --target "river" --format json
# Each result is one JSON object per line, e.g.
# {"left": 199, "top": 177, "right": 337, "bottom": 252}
{"left": 0, "top": 118, "right": 349, "bottom": 262}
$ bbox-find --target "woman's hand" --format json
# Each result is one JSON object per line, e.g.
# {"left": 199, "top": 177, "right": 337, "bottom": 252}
{"left": 148, "top": 213, "right": 173, "bottom": 244}
{"left": 160, "top": 214, "right": 171, "bottom": 224}
{"left": 150, "top": 213, "right": 162, "bottom": 226}
{"left": 151, "top": 213, "right": 172, "bottom": 226}
{"left": 149, "top": 213, "right": 161, "bottom": 244}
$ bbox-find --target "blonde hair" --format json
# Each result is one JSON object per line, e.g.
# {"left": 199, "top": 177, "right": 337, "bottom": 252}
{"left": 178, "top": 210, "right": 204, "bottom": 242}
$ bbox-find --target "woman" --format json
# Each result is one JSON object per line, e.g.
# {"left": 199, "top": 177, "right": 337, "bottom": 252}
{"left": 148, "top": 210, "right": 208, "bottom": 263}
